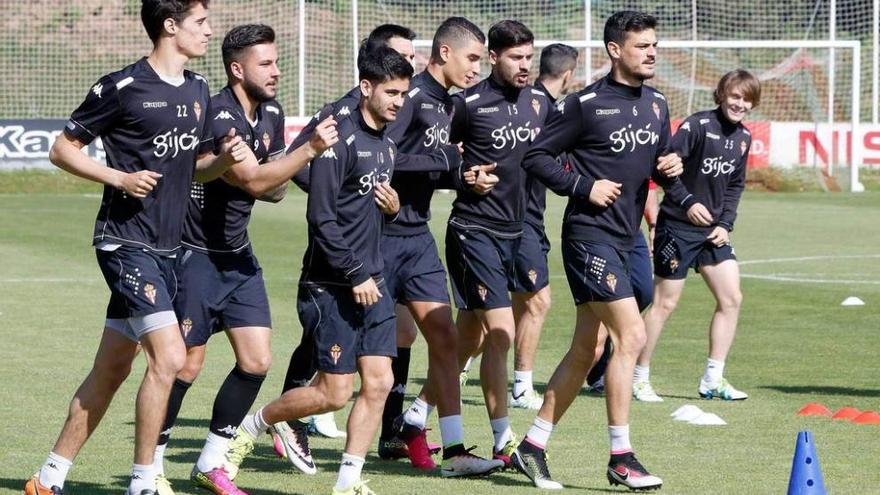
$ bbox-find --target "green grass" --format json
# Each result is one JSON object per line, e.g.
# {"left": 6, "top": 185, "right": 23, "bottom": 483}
{"left": 1, "top": 190, "right": 879, "bottom": 494}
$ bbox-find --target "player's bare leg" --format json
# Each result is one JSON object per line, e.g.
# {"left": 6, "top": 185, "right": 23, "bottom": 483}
{"left": 634, "top": 277, "right": 686, "bottom": 402}
{"left": 698, "top": 260, "right": 746, "bottom": 400}
{"left": 511, "top": 286, "right": 551, "bottom": 409}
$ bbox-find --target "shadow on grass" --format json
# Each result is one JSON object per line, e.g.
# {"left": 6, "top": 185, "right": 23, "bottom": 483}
{"left": 759, "top": 385, "right": 880, "bottom": 398}
{"left": 6, "top": 477, "right": 124, "bottom": 495}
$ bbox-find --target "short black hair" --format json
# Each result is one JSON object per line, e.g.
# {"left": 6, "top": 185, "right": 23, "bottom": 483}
{"left": 362, "top": 24, "right": 416, "bottom": 56}
{"left": 603, "top": 11, "right": 657, "bottom": 53}
{"left": 487, "top": 20, "right": 534, "bottom": 54}
{"left": 222, "top": 24, "right": 275, "bottom": 78}
{"left": 141, "top": 0, "right": 209, "bottom": 44}
{"left": 359, "top": 45, "right": 414, "bottom": 85}
{"left": 539, "top": 43, "right": 578, "bottom": 78}
{"left": 431, "top": 17, "right": 485, "bottom": 60}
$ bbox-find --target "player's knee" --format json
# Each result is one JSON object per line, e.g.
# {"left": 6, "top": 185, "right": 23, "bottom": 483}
{"left": 486, "top": 327, "right": 513, "bottom": 352}
{"left": 614, "top": 328, "right": 647, "bottom": 357}
{"left": 151, "top": 345, "right": 187, "bottom": 380}
{"left": 653, "top": 295, "right": 680, "bottom": 318}
{"left": 93, "top": 356, "right": 134, "bottom": 390}
{"left": 362, "top": 370, "right": 394, "bottom": 400}
{"left": 237, "top": 353, "right": 272, "bottom": 376}
{"left": 319, "top": 380, "right": 353, "bottom": 410}
{"left": 176, "top": 358, "right": 203, "bottom": 383}
{"left": 528, "top": 290, "right": 552, "bottom": 318}
{"left": 718, "top": 290, "right": 743, "bottom": 313}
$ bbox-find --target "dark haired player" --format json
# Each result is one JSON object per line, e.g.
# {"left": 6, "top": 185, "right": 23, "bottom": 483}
{"left": 229, "top": 47, "right": 412, "bottom": 495}
{"left": 446, "top": 19, "right": 550, "bottom": 467}
{"left": 149, "top": 23, "right": 338, "bottom": 495}
{"left": 636, "top": 69, "right": 760, "bottom": 402}
{"left": 512, "top": 10, "right": 689, "bottom": 491}
{"left": 25, "top": 2, "right": 246, "bottom": 494}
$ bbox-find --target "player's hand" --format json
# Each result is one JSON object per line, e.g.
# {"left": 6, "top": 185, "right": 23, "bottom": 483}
{"left": 470, "top": 163, "right": 499, "bottom": 195}
{"left": 374, "top": 182, "right": 399, "bottom": 215}
{"left": 588, "top": 179, "right": 622, "bottom": 207}
{"left": 686, "top": 203, "right": 714, "bottom": 226}
{"left": 307, "top": 116, "right": 338, "bottom": 157}
{"left": 352, "top": 278, "right": 382, "bottom": 306}
{"left": 656, "top": 153, "right": 683, "bottom": 177}
{"left": 218, "top": 128, "right": 248, "bottom": 164}
{"left": 118, "top": 170, "right": 162, "bottom": 198}
{"left": 706, "top": 226, "right": 730, "bottom": 247}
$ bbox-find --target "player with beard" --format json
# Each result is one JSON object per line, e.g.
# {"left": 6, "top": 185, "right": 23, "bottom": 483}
{"left": 25, "top": 2, "right": 246, "bottom": 494}
{"left": 228, "top": 47, "right": 411, "bottom": 495}
{"left": 149, "top": 24, "right": 338, "bottom": 495}
{"left": 446, "top": 20, "right": 549, "bottom": 468}
{"left": 512, "top": 11, "right": 690, "bottom": 491}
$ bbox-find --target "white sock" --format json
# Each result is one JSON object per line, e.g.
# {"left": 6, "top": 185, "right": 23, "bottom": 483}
{"left": 196, "top": 432, "right": 230, "bottom": 473}
{"left": 704, "top": 358, "right": 725, "bottom": 385}
{"left": 39, "top": 452, "right": 72, "bottom": 489}
{"left": 633, "top": 365, "right": 650, "bottom": 384}
{"left": 241, "top": 408, "right": 269, "bottom": 439}
{"left": 512, "top": 370, "right": 533, "bottom": 397}
{"left": 525, "top": 416, "right": 554, "bottom": 448}
{"left": 490, "top": 417, "right": 513, "bottom": 452}
{"left": 403, "top": 397, "right": 430, "bottom": 430}
{"left": 608, "top": 425, "right": 632, "bottom": 454}
{"left": 462, "top": 356, "right": 474, "bottom": 373}
{"left": 152, "top": 444, "right": 167, "bottom": 476}
{"left": 438, "top": 415, "right": 465, "bottom": 447}
{"left": 128, "top": 463, "right": 155, "bottom": 493}
{"left": 334, "top": 453, "right": 365, "bottom": 491}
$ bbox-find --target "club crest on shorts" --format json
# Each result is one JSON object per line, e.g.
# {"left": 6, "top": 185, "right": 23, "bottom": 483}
{"left": 181, "top": 318, "right": 192, "bottom": 337}
{"left": 330, "top": 344, "right": 342, "bottom": 365}
{"left": 528, "top": 268, "right": 538, "bottom": 285}
{"left": 652, "top": 101, "right": 660, "bottom": 120}
{"left": 606, "top": 273, "right": 618, "bottom": 293}
{"left": 262, "top": 131, "right": 270, "bottom": 150}
{"left": 532, "top": 98, "right": 541, "bottom": 116}
{"left": 193, "top": 100, "right": 202, "bottom": 121}
{"left": 477, "top": 284, "right": 488, "bottom": 302}
{"left": 143, "top": 283, "right": 157, "bottom": 305}
{"left": 740, "top": 140, "right": 747, "bottom": 156}
{"left": 670, "top": 258, "right": 680, "bottom": 271}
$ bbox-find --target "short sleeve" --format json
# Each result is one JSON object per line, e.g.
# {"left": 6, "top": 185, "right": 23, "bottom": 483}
{"left": 65, "top": 75, "right": 122, "bottom": 145}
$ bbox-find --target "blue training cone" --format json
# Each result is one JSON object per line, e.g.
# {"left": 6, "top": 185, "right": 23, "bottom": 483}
{"left": 787, "top": 431, "right": 827, "bottom": 495}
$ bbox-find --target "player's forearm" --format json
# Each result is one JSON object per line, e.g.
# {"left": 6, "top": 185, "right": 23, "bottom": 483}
{"left": 257, "top": 181, "right": 288, "bottom": 203}
{"left": 195, "top": 152, "right": 233, "bottom": 183}
{"left": 49, "top": 136, "right": 124, "bottom": 188}
{"left": 248, "top": 144, "right": 316, "bottom": 195}
{"left": 395, "top": 145, "right": 460, "bottom": 173}
{"left": 644, "top": 188, "right": 659, "bottom": 226}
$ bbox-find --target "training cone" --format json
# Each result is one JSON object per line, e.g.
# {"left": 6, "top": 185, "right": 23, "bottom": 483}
{"left": 840, "top": 296, "right": 865, "bottom": 306}
{"left": 852, "top": 411, "right": 880, "bottom": 425}
{"left": 787, "top": 431, "right": 827, "bottom": 495}
{"left": 831, "top": 407, "right": 861, "bottom": 420}
{"left": 797, "top": 403, "right": 832, "bottom": 417}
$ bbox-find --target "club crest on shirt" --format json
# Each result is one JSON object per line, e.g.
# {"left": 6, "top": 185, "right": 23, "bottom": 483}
{"left": 143, "top": 283, "right": 157, "bottom": 305}
{"left": 181, "top": 318, "right": 193, "bottom": 337}
{"left": 652, "top": 101, "right": 660, "bottom": 120}
{"left": 193, "top": 100, "right": 202, "bottom": 121}
{"left": 477, "top": 284, "right": 488, "bottom": 302}
{"left": 740, "top": 140, "right": 747, "bottom": 156}
{"left": 528, "top": 269, "right": 538, "bottom": 285}
{"left": 262, "top": 131, "right": 271, "bottom": 150}
{"left": 606, "top": 273, "right": 618, "bottom": 293}
{"left": 532, "top": 98, "right": 541, "bottom": 116}
{"left": 331, "top": 344, "right": 342, "bottom": 365}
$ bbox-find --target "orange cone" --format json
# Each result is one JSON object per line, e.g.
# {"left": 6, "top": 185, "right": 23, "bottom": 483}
{"left": 852, "top": 411, "right": 880, "bottom": 425}
{"left": 831, "top": 407, "right": 861, "bottom": 420}
{"left": 796, "top": 403, "right": 832, "bottom": 417}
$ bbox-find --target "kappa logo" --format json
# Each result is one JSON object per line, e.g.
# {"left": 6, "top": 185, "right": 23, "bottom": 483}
{"left": 606, "top": 273, "right": 618, "bottom": 293}
{"left": 596, "top": 108, "right": 621, "bottom": 116}
{"left": 680, "top": 121, "right": 691, "bottom": 132}
{"left": 320, "top": 148, "right": 337, "bottom": 159}
{"left": 181, "top": 317, "right": 193, "bottom": 336}
{"left": 391, "top": 383, "right": 407, "bottom": 394}
{"left": 421, "top": 103, "right": 434, "bottom": 110}
{"left": 652, "top": 101, "right": 661, "bottom": 119}
{"left": 330, "top": 344, "right": 342, "bottom": 365}
{"left": 531, "top": 98, "right": 541, "bottom": 116}
{"left": 92, "top": 83, "right": 103, "bottom": 98}
{"left": 143, "top": 101, "right": 168, "bottom": 109}
{"left": 357, "top": 151, "right": 373, "bottom": 158}
{"left": 262, "top": 131, "right": 271, "bottom": 150}
{"left": 193, "top": 100, "right": 202, "bottom": 121}
{"left": 143, "top": 283, "right": 157, "bottom": 305}
{"left": 528, "top": 269, "right": 538, "bottom": 285}
{"left": 477, "top": 284, "right": 488, "bottom": 302}
{"left": 337, "top": 106, "right": 351, "bottom": 116}
{"left": 218, "top": 425, "right": 237, "bottom": 436}
{"left": 699, "top": 118, "right": 711, "bottom": 125}
{"left": 214, "top": 110, "right": 236, "bottom": 120}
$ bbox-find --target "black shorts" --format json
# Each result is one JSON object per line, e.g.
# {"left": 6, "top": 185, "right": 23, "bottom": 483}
{"left": 653, "top": 224, "right": 736, "bottom": 280}
{"left": 512, "top": 222, "right": 551, "bottom": 293}
{"left": 445, "top": 219, "right": 520, "bottom": 311}
{"left": 96, "top": 245, "right": 178, "bottom": 341}
{"left": 173, "top": 247, "right": 272, "bottom": 347}
{"left": 562, "top": 239, "right": 634, "bottom": 304}
{"left": 630, "top": 232, "right": 654, "bottom": 312}
{"left": 297, "top": 282, "right": 396, "bottom": 374}
{"left": 382, "top": 232, "right": 450, "bottom": 305}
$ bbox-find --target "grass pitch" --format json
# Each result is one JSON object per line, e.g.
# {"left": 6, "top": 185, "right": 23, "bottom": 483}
{"left": 1, "top": 188, "right": 878, "bottom": 494}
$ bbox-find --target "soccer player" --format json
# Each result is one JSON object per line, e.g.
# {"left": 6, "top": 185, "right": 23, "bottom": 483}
{"left": 24, "top": 2, "right": 246, "bottom": 494}
{"left": 230, "top": 46, "right": 412, "bottom": 495}
{"left": 634, "top": 69, "right": 759, "bottom": 402}
{"left": 149, "top": 24, "right": 338, "bottom": 495}
{"left": 375, "top": 17, "right": 504, "bottom": 477}
{"left": 508, "top": 43, "right": 579, "bottom": 410}
{"left": 511, "top": 11, "right": 689, "bottom": 490}
{"left": 446, "top": 20, "right": 549, "bottom": 466}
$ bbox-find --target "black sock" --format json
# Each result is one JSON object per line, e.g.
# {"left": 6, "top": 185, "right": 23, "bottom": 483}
{"left": 282, "top": 329, "right": 317, "bottom": 394}
{"left": 210, "top": 366, "right": 266, "bottom": 439}
{"left": 158, "top": 378, "right": 192, "bottom": 445}
{"left": 380, "top": 347, "right": 411, "bottom": 441}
